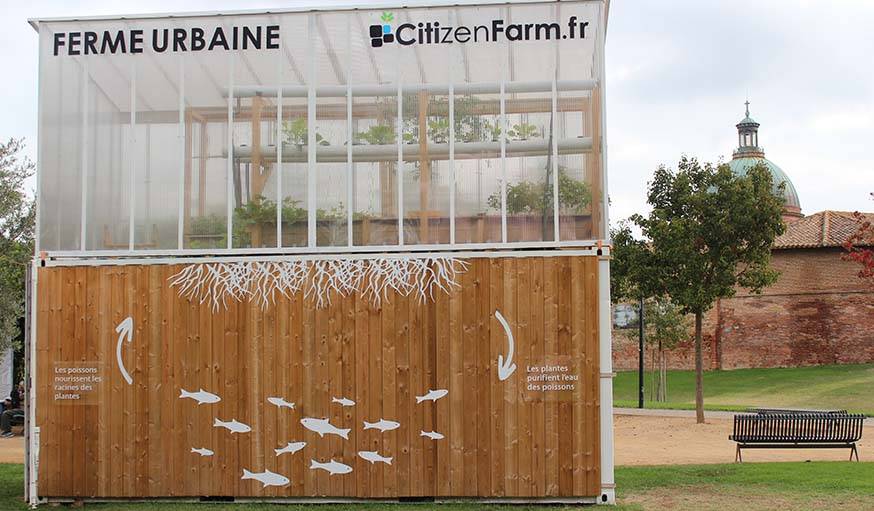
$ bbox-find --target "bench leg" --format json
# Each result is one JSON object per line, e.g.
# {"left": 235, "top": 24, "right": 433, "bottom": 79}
{"left": 735, "top": 445, "right": 742, "bottom": 463}
{"left": 850, "top": 444, "right": 859, "bottom": 462}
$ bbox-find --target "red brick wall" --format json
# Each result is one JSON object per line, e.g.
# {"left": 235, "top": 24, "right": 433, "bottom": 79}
{"left": 612, "top": 248, "right": 874, "bottom": 371}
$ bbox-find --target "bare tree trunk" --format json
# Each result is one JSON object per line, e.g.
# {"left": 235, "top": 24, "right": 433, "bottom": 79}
{"left": 695, "top": 311, "right": 704, "bottom": 424}
{"left": 657, "top": 341, "right": 666, "bottom": 402}
{"left": 660, "top": 354, "right": 667, "bottom": 401}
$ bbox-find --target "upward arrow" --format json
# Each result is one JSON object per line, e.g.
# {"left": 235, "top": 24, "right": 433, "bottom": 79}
{"left": 494, "top": 310, "right": 517, "bottom": 381}
{"left": 115, "top": 317, "right": 133, "bottom": 385}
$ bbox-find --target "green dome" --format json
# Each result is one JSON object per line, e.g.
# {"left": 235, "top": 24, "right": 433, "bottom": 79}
{"left": 728, "top": 157, "right": 801, "bottom": 212}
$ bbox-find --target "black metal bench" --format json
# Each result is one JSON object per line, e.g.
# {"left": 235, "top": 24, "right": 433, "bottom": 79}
{"left": 729, "top": 412, "right": 864, "bottom": 462}
{"left": 750, "top": 408, "right": 848, "bottom": 415}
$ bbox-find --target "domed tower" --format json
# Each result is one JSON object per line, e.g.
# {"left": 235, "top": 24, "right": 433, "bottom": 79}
{"left": 728, "top": 101, "right": 803, "bottom": 222}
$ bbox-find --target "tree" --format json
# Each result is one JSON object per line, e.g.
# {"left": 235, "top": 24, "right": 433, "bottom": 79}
{"left": 645, "top": 297, "right": 690, "bottom": 402}
{"left": 0, "top": 138, "right": 35, "bottom": 352}
{"left": 631, "top": 157, "right": 784, "bottom": 423}
{"left": 842, "top": 193, "right": 874, "bottom": 280}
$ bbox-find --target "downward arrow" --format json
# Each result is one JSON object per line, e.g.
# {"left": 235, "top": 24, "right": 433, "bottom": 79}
{"left": 116, "top": 317, "right": 134, "bottom": 385}
{"left": 494, "top": 310, "right": 517, "bottom": 381}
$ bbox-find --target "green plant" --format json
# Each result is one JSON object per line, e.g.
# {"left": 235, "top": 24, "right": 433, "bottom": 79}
{"left": 282, "top": 118, "right": 329, "bottom": 147}
{"left": 483, "top": 120, "right": 503, "bottom": 141}
{"left": 507, "top": 122, "right": 541, "bottom": 141}
{"left": 354, "top": 125, "right": 396, "bottom": 145}
{"left": 487, "top": 168, "right": 591, "bottom": 215}
{"left": 427, "top": 118, "right": 450, "bottom": 144}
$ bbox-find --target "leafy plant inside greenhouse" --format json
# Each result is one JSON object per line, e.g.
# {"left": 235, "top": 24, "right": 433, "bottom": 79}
{"left": 282, "top": 118, "right": 330, "bottom": 147}
{"left": 488, "top": 167, "right": 592, "bottom": 214}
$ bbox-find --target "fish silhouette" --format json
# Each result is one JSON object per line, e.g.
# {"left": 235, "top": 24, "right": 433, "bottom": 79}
{"left": 275, "top": 441, "right": 307, "bottom": 457}
{"left": 363, "top": 419, "right": 400, "bottom": 432}
{"left": 357, "top": 450, "right": 393, "bottom": 465}
{"left": 179, "top": 388, "right": 221, "bottom": 405}
{"left": 190, "top": 447, "right": 214, "bottom": 457}
{"left": 332, "top": 397, "right": 356, "bottom": 407}
{"left": 241, "top": 468, "right": 290, "bottom": 487}
{"left": 415, "top": 389, "right": 448, "bottom": 404}
{"left": 310, "top": 459, "right": 353, "bottom": 475}
{"left": 267, "top": 397, "right": 296, "bottom": 410}
{"left": 214, "top": 418, "right": 252, "bottom": 434}
{"left": 300, "top": 417, "right": 350, "bottom": 439}
{"left": 420, "top": 430, "right": 445, "bottom": 440}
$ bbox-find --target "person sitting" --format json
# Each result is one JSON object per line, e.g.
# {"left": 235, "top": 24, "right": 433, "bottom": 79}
{"left": 0, "top": 382, "right": 23, "bottom": 438}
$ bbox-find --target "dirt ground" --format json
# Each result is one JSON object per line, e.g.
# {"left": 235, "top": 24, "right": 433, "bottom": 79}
{"left": 615, "top": 414, "right": 873, "bottom": 465}
{"left": 0, "top": 415, "right": 869, "bottom": 466}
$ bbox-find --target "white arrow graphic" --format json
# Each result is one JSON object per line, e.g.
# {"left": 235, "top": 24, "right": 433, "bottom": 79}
{"left": 115, "top": 317, "right": 133, "bottom": 385}
{"left": 494, "top": 310, "right": 517, "bottom": 381}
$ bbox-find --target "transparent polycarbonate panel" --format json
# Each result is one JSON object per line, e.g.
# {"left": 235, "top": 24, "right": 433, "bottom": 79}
{"left": 232, "top": 32, "right": 280, "bottom": 250}
{"left": 280, "top": 95, "right": 309, "bottom": 248}
{"left": 131, "top": 54, "right": 182, "bottom": 250}
{"left": 351, "top": 94, "right": 398, "bottom": 246}
{"left": 232, "top": 96, "right": 280, "bottom": 248}
{"left": 315, "top": 97, "right": 349, "bottom": 247}
{"left": 451, "top": 89, "right": 502, "bottom": 244}
{"left": 38, "top": 25, "right": 84, "bottom": 251}
{"left": 181, "top": 44, "right": 231, "bottom": 250}
{"left": 505, "top": 91, "right": 554, "bottom": 243}
{"left": 556, "top": 1, "right": 601, "bottom": 82}
{"left": 402, "top": 93, "right": 451, "bottom": 245}
{"left": 559, "top": 87, "right": 598, "bottom": 241}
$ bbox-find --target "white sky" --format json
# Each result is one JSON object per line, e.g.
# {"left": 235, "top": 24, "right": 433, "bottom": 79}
{"left": 2, "top": 0, "right": 873, "bottom": 219}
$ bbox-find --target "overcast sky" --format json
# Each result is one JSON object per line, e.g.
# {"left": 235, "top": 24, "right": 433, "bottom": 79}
{"left": 2, "top": 0, "right": 873, "bottom": 221}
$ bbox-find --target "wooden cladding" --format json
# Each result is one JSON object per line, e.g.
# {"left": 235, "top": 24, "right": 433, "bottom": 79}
{"left": 35, "top": 256, "right": 600, "bottom": 500}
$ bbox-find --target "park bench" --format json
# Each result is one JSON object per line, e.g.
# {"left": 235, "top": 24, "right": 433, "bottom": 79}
{"left": 750, "top": 408, "right": 848, "bottom": 415}
{"left": 729, "top": 412, "right": 864, "bottom": 462}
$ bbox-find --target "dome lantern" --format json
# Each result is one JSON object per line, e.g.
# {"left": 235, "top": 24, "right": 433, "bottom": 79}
{"left": 728, "top": 101, "right": 803, "bottom": 221}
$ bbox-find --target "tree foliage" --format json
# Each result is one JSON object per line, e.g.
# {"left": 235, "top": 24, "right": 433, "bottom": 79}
{"left": 842, "top": 193, "right": 874, "bottom": 280}
{"left": 629, "top": 157, "right": 785, "bottom": 421}
{"left": 0, "top": 138, "right": 35, "bottom": 351}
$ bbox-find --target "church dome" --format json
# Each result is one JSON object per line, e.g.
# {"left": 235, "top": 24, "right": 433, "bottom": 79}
{"left": 729, "top": 102, "right": 802, "bottom": 219}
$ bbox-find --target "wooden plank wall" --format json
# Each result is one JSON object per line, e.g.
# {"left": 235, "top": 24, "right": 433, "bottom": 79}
{"left": 35, "top": 256, "right": 600, "bottom": 499}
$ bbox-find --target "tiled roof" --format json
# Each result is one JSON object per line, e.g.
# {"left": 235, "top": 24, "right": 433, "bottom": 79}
{"left": 774, "top": 210, "right": 874, "bottom": 249}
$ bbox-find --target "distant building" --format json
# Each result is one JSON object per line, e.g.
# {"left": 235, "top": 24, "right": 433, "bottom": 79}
{"left": 613, "top": 106, "right": 874, "bottom": 370}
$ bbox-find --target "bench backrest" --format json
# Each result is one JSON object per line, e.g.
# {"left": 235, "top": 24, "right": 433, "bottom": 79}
{"left": 752, "top": 408, "right": 848, "bottom": 416}
{"left": 732, "top": 413, "right": 864, "bottom": 443}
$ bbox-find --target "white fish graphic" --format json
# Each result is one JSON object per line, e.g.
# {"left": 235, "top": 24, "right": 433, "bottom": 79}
{"left": 420, "top": 430, "right": 445, "bottom": 440}
{"left": 241, "top": 468, "right": 290, "bottom": 488}
{"left": 357, "top": 450, "right": 393, "bottom": 465}
{"left": 363, "top": 419, "right": 401, "bottom": 432}
{"left": 310, "top": 459, "right": 353, "bottom": 475}
{"left": 267, "top": 397, "right": 296, "bottom": 410}
{"left": 415, "top": 389, "right": 448, "bottom": 404}
{"left": 191, "top": 447, "right": 214, "bottom": 457}
{"left": 275, "top": 441, "right": 307, "bottom": 457}
{"left": 214, "top": 418, "right": 252, "bottom": 434}
{"left": 300, "top": 417, "right": 351, "bottom": 439}
{"left": 332, "top": 397, "right": 356, "bottom": 407}
{"left": 179, "top": 388, "right": 221, "bottom": 405}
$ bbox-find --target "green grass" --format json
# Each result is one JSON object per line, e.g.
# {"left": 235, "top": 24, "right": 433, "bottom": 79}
{"left": 614, "top": 363, "right": 874, "bottom": 415}
{"left": 2, "top": 463, "right": 873, "bottom": 510}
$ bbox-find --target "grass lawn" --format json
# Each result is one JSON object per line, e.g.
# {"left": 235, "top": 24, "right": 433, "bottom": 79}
{"left": 1, "top": 462, "right": 872, "bottom": 510}
{"left": 614, "top": 363, "right": 874, "bottom": 415}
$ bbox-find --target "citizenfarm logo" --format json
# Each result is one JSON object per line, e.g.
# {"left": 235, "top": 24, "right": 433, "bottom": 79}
{"left": 369, "top": 12, "right": 396, "bottom": 48}
{"left": 369, "top": 13, "right": 589, "bottom": 48}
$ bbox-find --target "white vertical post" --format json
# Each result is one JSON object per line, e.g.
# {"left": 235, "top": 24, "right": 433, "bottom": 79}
{"left": 177, "top": 54, "right": 185, "bottom": 250}
{"left": 499, "top": 79, "right": 507, "bottom": 244}
{"left": 551, "top": 78, "right": 560, "bottom": 243}
{"left": 448, "top": 81, "right": 455, "bottom": 246}
{"left": 276, "top": 38, "right": 284, "bottom": 248}
{"left": 128, "top": 60, "right": 136, "bottom": 252}
{"left": 598, "top": 254, "right": 616, "bottom": 505}
{"left": 27, "top": 262, "right": 38, "bottom": 507}
{"left": 397, "top": 81, "right": 404, "bottom": 247}
{"left": 346, "top": 15, "right": 354, "bottom": 248}
{"left": 307, "top": 14, "right": 317, "bottom": 248}
{"left": 79, "top": 61, "right": 89, "bottom": 252}
{"left": 226, "top": 52, "right": 235, "bottom": 250}
{"left": 598, "top": 10, "right": 610, "bottom": 240}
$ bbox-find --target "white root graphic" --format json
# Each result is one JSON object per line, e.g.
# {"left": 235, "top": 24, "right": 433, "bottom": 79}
{"left": 494, "top": 310, "right": 517, "bottom": 381}
{"left": 169, "top": 257, "right": 468, "bottom": 311}
{"left": 115, "top": 317, "right": 134, "bottom": 385}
